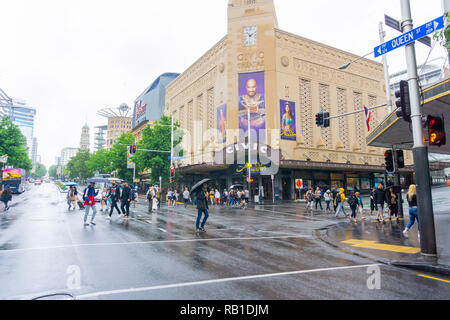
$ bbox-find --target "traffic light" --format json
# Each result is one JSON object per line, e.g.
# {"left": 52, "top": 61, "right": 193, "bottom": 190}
{"left": 130, "top": 145, "right": 137, "bottom": 154}
{"left": 323, "top": 112, "right": 330, "bottom": 128}
{"left": 170, "top": 166, "right": 175, "bottom": 183}
{"left": 396, "top": 150, "right": 405, "bottom": 169}
{"left": 395, "top": 80, "right": 411, "bottom": 122}
{"left": 385, "top": 150, "right": 394, "bottom": 172}
{"left": 315, "top": 112, "right": 324, "bottom": 127}
{"left": 426, "top": 115, "right": 446, "bottom": 147}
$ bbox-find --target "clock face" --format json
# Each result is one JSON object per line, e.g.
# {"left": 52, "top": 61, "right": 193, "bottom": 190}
{"left": 244, "top": 26, "right": 257, "bottom": 46}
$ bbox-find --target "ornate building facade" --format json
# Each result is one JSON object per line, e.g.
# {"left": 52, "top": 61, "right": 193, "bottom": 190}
{"left": 165, "top": 0, "right": 413, "bottom": 200}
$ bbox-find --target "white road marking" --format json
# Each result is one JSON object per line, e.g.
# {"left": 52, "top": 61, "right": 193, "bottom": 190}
{"left": 158, "top": 228, "right": 167, "bottom": 233}
{"left": 0, "top": 235, "right": 312, "bottom": 254}
{"left": 76, "top": 264, "right": 381, "bottom": 299}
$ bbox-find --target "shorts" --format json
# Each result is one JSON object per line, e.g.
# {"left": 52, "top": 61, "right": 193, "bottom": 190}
{"left": 377, "top": 203, "right": 384, "bottom": 213}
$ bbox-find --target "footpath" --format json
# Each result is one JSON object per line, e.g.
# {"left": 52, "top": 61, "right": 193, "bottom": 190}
{"left": 313, "top": 209, "right": 450, "bottom": 277}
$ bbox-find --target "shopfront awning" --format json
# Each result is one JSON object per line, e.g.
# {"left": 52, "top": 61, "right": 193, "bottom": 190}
{"left": 367, "top": 78, "right": 450, "bottom": 154}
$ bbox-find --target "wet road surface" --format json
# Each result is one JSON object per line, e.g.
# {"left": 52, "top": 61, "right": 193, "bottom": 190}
{"left": 0, "top": 183, "right": 448, "bottom": 300}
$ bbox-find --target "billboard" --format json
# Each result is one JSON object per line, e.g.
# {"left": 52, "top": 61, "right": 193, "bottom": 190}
{"left": 238, "top": 71, "right": 266, "bottom": 142}
{"left": 280, "top": 100, "right": 297, "bottom": 141}
{"left": 217, "top": 104, "right": 227, "bottom": 144}
{"left": 2, "top": 169, "right": 22, "bottom": 181}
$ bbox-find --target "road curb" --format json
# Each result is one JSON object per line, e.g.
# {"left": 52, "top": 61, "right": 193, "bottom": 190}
{"left": 314, "top": 228, "right": 450, "bottom": 277}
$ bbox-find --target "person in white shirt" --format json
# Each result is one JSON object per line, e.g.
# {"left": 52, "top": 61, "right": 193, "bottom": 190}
{"left": 215, "top": 190, "right": 221, "bottom": 206}
{"left": 183, "top": 188, "right": 190, "bottom": 208}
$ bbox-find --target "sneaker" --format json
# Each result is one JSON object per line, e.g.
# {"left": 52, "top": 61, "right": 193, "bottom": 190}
{"left": 91, "top": 221, "right": 96, "bottom": 226}
{"left": 200, "top": 227, "right": 206, "bottom": 233}
{"left": 84, "top": 223, "right": 90, "bottom": 226}
{"left": 403, "top": 229, "right": 409, "bottom": 238}
{"left": 106, "top": 216, "right": 111, "bottom": 220}
{"left": 195, "top": 229, "right": 201, "bottom": 233}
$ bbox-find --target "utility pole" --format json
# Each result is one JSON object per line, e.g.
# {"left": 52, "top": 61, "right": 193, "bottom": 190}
{"left": 379, "top": 22, "right": 393, "bottom": 114}
{"left": 401, "top": 0, "right": 437, "bottom": 256}
{"left": 170, "top": 115, "right": 174, "bottom": 188}
{"left": 133, "top": 138, "right": 136, "bottom": 185}
{"left": 392, "top": 147, "right": 404, "bottom": 218}
{"left": 247, "top": 107, "right": 252, "bottom": 203}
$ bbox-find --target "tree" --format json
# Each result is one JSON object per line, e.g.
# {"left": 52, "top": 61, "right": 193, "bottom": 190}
{"left": 65, "top": 149, "right": 92, "bottom": 181}
{"left": 33, "top": 163, "right": 47, "bottom": 178}
{"left": 109, "top": 132, "right": 135, "bottom": 182}
{"left": 48, "top": 165, "right": 61, "bottom": 179}
{"left": 135, "top": 115, "right": 184, "bottom": 186}
{"left": 86, "top": 149, "right": 112, "bottom": 175}
{"left": 0, "top": 117, "right": 33, "bottom": 171}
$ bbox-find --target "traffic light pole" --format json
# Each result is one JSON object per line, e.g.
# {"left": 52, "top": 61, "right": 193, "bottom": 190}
{"left": 401, "top": 0, "right": 437, "bottom": 256}
{"left": 391, "top": 147, "right": 404, "bottom": 218}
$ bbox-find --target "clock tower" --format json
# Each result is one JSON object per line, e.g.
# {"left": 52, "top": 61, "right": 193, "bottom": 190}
{"left": 226, "top": 0, "right": 278, "bottom": 144}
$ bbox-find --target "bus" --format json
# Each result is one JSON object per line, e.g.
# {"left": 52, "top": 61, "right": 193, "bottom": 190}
{"left": 2, "top": 168, "right": 25, "bottom": 194}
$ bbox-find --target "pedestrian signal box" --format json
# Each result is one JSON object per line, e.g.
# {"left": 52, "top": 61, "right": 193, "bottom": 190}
{"left": 426, "top": 115, "right": 446, "bottom": 147}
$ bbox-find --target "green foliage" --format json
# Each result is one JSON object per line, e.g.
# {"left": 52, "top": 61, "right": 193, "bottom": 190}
{"left": 86, "top": 149, "right": 112, "bottom": 175}
{"left": 135, "top": 115, "right": 184, "bottom": 186}
{"left": 65, "top": 149, "right": 93, "bottom": 180}
{"left": 109, "top": 132, "right": 135, "bottom": 183}
{"left": 48, "top": 165, "right": 59, "bottom": 179}
{"left": 0, "top": 117, "right": 33, "bottom": 171}
{"left": 33, "top": 163, "right": 47, "bottom": 178}
{"left": 433, "top": 16, "right": 450, "bottom": 51}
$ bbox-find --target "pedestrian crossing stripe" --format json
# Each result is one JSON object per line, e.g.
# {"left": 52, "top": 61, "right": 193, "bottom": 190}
{"left": 341, "top": 239, "right": 420, "bottom": 254}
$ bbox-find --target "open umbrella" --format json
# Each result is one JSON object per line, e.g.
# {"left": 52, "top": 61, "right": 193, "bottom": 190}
{"left": 190, "top": 179, "right": 212, "bottom": 194}
{"left": 87, "top": 178, "right": 111, "bottom": 183}
{"left": 64, "top": 182, "right": 77, "bottom": 187}
{"left": 229, "top": 184, "right": 244, "bottom": 190}
{"left": 108, "top": 178, "right": 122, "bottom": 182}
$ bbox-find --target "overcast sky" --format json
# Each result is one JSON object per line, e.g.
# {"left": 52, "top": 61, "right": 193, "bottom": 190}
{"left": 0, "top": 0, "right": 447, "bottom": 168}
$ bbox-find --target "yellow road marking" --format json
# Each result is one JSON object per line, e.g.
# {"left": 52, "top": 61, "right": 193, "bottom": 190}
{"left": 416, "top": 274, "right": 450, "bottom": 284}
{"left": 341, "top": 239, "right": 420, "bottom": 254}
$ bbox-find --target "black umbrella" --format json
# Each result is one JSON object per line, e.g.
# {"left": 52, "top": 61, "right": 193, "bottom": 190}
{"left": 190, "top": 179, "right": 212, "bottom": 194}
{"left": 229, "top": 184, "right": 244, "bottom": 190}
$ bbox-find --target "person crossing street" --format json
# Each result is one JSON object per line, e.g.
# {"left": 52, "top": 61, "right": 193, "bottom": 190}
{"left": 83, "top": 182, "right": 99, "bottom": 226}
{"left": 107, "top": 181, "right": 122, "bottom": 219}
{"left": 120, "top": 181, "right": 133, "bottom": 220}
{"left": 195, "top": 183, "right": 210, "bottom": 233}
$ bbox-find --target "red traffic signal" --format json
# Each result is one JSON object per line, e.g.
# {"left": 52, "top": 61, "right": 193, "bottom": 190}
{"left": 426, "top": 115, "right": 446, "bottom": 147}
{"left": 129, "top": 145, "right": 137, "bottom": 154}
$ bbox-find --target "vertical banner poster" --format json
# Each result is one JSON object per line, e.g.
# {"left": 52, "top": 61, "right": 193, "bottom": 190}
{"left": 280, "top": 100, "right": 296, "bottom": 141}
{"left": 238, "top": 71, "right": 266, "bottom": 143}
{"left": 217, "top": 104, "right": 227, "bottom": 144}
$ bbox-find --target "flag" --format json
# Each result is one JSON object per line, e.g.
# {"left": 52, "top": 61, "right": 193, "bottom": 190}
{"left": 364, "top": 105, "right": 371, "bottom": 132}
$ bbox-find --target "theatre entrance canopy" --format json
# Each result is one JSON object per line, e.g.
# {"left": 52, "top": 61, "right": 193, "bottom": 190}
{"left": 367, "top": 78, "right": 450, "bottom": 155}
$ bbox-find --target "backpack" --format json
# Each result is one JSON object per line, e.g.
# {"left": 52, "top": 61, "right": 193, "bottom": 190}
{"left": 335, "top": 193, "right": 342, "bottom": 204}
{"left": 348, "top": 196, "right": 358, "bottom": 207}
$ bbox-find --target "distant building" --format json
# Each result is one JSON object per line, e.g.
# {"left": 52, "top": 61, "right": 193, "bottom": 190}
{"left": 61, "top": 148, "right": 78, "bottom": 166}
{"left": 94, "top": 125, "right": 108, "bottom": 151}
{"left": 55, "top": 156, "right": 62, "bottom": 166}
{"left": 97, "top": 104, "right": 132, "bottom": 150}
{"left": 390, "top": 57, "right": 447, "bottom": 92}
{"left": 0, "top": 94, "right": 37, "bottom": 159}
{"left": 80, "top": 123, "right": 90, "bottom": 150}
{"left": 32, "top": 137, "right": 38, "bottom": 164}
{"left": 132, "top": 73, "right": 179, "bottom": 129}
{"left": 36, "top": 155, "right": 42, "bottom": 164}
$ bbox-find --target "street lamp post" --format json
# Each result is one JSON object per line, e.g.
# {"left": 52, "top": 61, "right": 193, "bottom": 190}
{"left": 247, "top": 107, "right": 252, "bottom": 204}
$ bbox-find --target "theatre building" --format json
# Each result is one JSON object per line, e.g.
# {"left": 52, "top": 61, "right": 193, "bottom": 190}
{"left": 165, "top": 0, "right": 413, "bottom": 200}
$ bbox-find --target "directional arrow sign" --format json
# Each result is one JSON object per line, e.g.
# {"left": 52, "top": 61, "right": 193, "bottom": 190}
{"left": 374, "top": 16, "right": 444, "bottom": 58}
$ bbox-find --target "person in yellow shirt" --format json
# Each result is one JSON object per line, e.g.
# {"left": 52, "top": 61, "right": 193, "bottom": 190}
{"left": 334, "top": 188, "right": 349, "bottom": 218}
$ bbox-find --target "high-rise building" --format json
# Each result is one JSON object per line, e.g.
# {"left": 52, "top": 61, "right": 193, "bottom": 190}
{"left": 80, "top": 123, "right": 90, "bottom": 150}
{"left": 97, "top": 104, "right": 132, "bottom": 150}
{"left": 32, "top": 138, "right": 38, "bottom": 164}
{"left": 55, "top": 156, "right": 62, "bottom": 166}
{"left": 61, "top": 148, "right": 78, "bottom": 166}
{"left": 0, "top": 91, "right": 36, "bottom": 159}
{"left": 36, "top": 155, "right": 42, "bottom": 164}
{"left": 94, "top": 125, "right": 108, "bottom": 151}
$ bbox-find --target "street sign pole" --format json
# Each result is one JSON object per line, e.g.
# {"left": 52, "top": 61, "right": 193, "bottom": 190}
{"left": 379, "top": 22, "right": 393, "bottom": 114}
{"left": 401, "top": 0, "right": 437, "bottom": 256}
